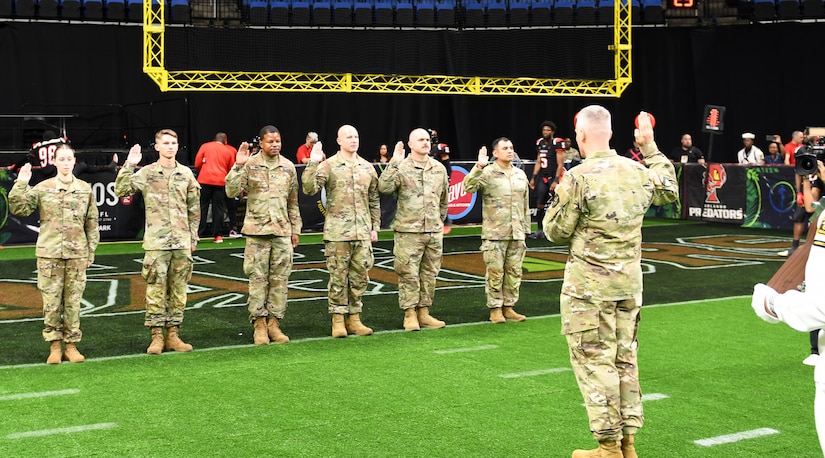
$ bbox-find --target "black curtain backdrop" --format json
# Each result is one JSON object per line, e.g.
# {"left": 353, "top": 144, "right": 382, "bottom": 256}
{"left": 0, "top": 21, "right": 822, "bottom": 164}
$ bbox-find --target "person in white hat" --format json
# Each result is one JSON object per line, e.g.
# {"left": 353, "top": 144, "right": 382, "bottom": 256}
{"left": 737, "top": 132, "right": 765, "bottom": 165}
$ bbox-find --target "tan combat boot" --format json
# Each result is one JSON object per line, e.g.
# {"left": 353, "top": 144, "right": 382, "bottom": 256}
{"left": 404, "top": 308, "right": 420, "bottom": 332}
{"left": 490, "top": 307, "right": 506, "bottom": 323}
{"left": 502, "top": 306, "right": 526, "bottom": 322}
{"left": 253, "top": 317, "right": 270, "bottom": 345}
{"left": 571, "top": 440, "right": 623, "bottom": 458}
{"left": 46, "top": 340, "right": 62, "bottom": 365}
{"left": 417, "top": 307, "right": 446, "bottom": 329}
{"left": 63, "top": 343, "right": 85, "bottom": 363}
{"left": 164, "top": 326, "right": 193, "bottom": 352}
{"left": 147, "top": 327, "right": 164, "bottom": 355}
{"left": 332, "top": 313, "right": 348, "bottom": 338}
{"left": 266, "top": 317, "right": 290, "bottom": 344}
{"left": 621, "top": 435, "right": 637, "bottom": 458}
{"left": 345, "top": 313, "right": 373, "bottom": 336}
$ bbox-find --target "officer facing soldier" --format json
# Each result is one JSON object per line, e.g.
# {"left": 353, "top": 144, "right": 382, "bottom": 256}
{"left": 225, "top": 125, "right": 302, "bottom": 345}
{"left": 378, "top": 128, "right": 449, "bottom": 331}
{"left": 115, "top": 129, "right": 201, "bottom": 355}
{"left": 10, "top": 144, "right": 100, "bottom": 364}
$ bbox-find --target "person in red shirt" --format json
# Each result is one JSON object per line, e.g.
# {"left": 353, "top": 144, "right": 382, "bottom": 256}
{"left": 194, "top": 132, "right": 237, "bottom": 243}
{"left": 296, "top": 131, "right": 324, "bottom": 164}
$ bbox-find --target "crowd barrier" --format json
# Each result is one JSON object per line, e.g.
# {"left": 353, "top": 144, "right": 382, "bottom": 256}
{"left": 0, "top": 161, "right": 799, "bottom": 246}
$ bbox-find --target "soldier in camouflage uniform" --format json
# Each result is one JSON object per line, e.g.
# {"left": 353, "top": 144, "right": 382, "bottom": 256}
{"left": 543, "top": 108, "right": 678, "bottom": 458}
{"left": 115, "top": 129, "right": 201, "bottom": 355}
{"left": 378, "top": 128, "right": 449, "bottom": 331}
{"left": 462, "top": 137, "right": 531, "bottom": 324}
{"left": 301, "top": 124, "right": 380, "bottom": 338}
{"left": 225, "top": 125, "right": 301, "bottom": 345}
{"left": 9, "top": 145, "right": 99, "bottom": 364}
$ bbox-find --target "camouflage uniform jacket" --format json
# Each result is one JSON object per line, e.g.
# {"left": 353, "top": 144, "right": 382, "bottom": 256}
{"left": 462, "top": 161, "right": 531, "bottom": 241}
{"left": 544, "top": 143, "right": 678, "bottom": 301}
{"left": 377, "top": 155, "right": 448, "bottom": 233}
{"left": 225, "top": 153, "right": 302, "bottom": 236}
{"left": 9, "top": 176, "right": 100, "bottom": 262}
{"left": 301, "top": 153, "right": 380, "bottom": 241}
{"left": 114, "top": 161, "right": 200, "bottom": 251}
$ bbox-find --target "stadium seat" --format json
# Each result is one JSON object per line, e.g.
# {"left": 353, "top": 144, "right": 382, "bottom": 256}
{"left": 777, "top": 0, "right": 801, "bottom": 17}
{"left": 487, "top": 0, "right": 506, "bottom": 25}
{"left": 417, "top": 0, "right": 435, "bottom": 25}
{"left": 631, "top": 0, "right": 641, "bottom": 23}
{"left": 291, "top": 0, "right": 311, "bottom": 24}
{"left": 464, "top": 0, "right": 484, "bottom": 26}
{"left": 435, "top": 0, "right": 455, "bottom": 26}
{"left": 752, "top": 0, "right": 776, "bottom": 19}
{"left": 105, "top": 0, "right": 125, "bottom": 19}
{"left": 373, "top": 0, "right": 391, "bottom": 24}
{"left": 63, "top": 0, "right": 82, "bottom": 17}
{"left": 353, "top": 0, "right": 373, "bottom": 25}
{"left": 268, "top": 0, "right": 288, "bottom": 24}
{"left": 508, "top": 0, "right": 529, "bottom": 25}
{"left": 170, "top": 0, "right": 190, "bottom": 23}
{"left": 641, "top": 0, "right": 663, "bottom": 22}
{"left": 126, "top": 0, "right": 143, "bottom": 21}
{"left": 802, "top": 0, "right": 824, "bottom": 16}
{"left": 553, "top": 0, "right": 574, "bottom": 24}
{"left": 313, "top": 0, "right": 332, "bottom": 24}
{"left": 84, "top": 0, "right": 103, "bottom": 18}
{"left": 577, "top": 0, "right": 597, "bottom": 23}
{"left": 333, "top": 0, "right": 353, "bottom": 24}
{"left": 597, "top": 0, "right": 614, "bottom": 24}
{"left": 395, "top": 0, "right": 414, "bottom": 25}
{"left": 39, "top": 0, "right": 59, "bottom": 17}
{"left": 16, "top": 0, "right": 37, "bottom": 16}
{"left": 247, "top": 0, "right": 268, "bottom": 24}
{"left": 531, "top": 0, "right": 552, "bottom": 24}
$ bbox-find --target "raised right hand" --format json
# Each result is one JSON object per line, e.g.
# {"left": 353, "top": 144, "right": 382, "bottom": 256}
{"left": 477, "top": 146, "right": 489, "bottom": 168}
{"left": 236, "top": 142, "right": 251, "bottom": 165}
{"left": 126, "top": 144, "right": 142, "bottom": 165}
{"left": 17, "top": 163, "right": 32, "bottom": 182}
{"left": 392, "top": 141, "right": 405, "bottom": 161}
{"left": 309, "top": 141, "right": 325, "bottom": 163}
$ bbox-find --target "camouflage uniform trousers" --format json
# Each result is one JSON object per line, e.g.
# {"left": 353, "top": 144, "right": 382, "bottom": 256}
{"left": 141, "top": 249, "right": 193, "bottom": 328}
{"left": 480, "top": 239, "right": 526, "bottom": 308}
{"left": 560, "top": 293, "right": 644, "bottom": 442}
{"left": 37, "top": 257, "right": 87, "bottom": 343}
{"left": 324, "top": 240, "right": 373, "bottom": 314}
{"left": 393, "top": 231, "right": 443, "bottom": 311}
{"left": 244, "top": 235, "right": 293, "bottom": 322}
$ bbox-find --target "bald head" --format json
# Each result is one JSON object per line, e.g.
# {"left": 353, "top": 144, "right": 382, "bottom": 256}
{"left": 337, "top": 124, "right": 360, "bottom": 155}
{"left": 408, "top": 128, "right": 432, "bottom": 158}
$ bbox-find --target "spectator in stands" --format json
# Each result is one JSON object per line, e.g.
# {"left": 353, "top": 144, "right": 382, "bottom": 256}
{"left": 737, "top": 133, "right": 765, "bottom": 165}
{"left": 115, "top": 129, "right": 200, "bottom": 355}
{"left": 563, "top": 136, "right": 582, "bottom": 169}
{"left": 670, "top": 133, "right": 705, "bottom": 164}
{"left": 429, "top": 128, "right": 453, "bottom": 234}
{"left": 462, "top": 137, "right": 530, "bottom": 324}
{"left": 225, "top": 125, "right": 301, "bottom": 346}
{"left": 765, "top": 141, "right": 785, "bottom": 165}
{"left": 622, "top": 140, "right": 645, "bottom": 163}
{"left": 302, "top": 125, "right": 379, "bottom": 338}
{"left": 785, "top": 131, "right": 805, "bottom": 166}
{"left": 9, "top": 144, "right": 99, "bottom": 365}
{"left": 296, "top": 131, "right": 322, "bottom": 164}
{"left": 529, "top": 120, "right": 566, "bottom": 239}
{"left": 543, "top": 108, "right": 678, "bottom": 458}
{"left": 751, "top": 159, "right": 825, "bottom": 456}
{"left": 378, "top": 128, "right": 449, "bottom": 332}
{"left": 194, "top": 132, "right": 237, "bottom": 243}
{"left": 374, "top": 143, "right": 390, "bottom": 163}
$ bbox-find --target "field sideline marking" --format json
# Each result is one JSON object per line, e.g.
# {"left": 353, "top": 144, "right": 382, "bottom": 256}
{"left": 434, "top": 345, "right": 499, "bottom": 354}
{"left": 0, "top": 295, "right": 751, "bottom": 370}
{"left": 693, "top": 428, "right": 779, "bottom": 447}
{"left": 0, "top": 389, "right": 80, "bottom": 401}
{"left": 642, "top": 393, "right": 669, "bottom": 401}
{"left": 500, "top": 368, "right": 572, "bottom": 378}
{"left": 6, "top": 422, "right": 118, "bottom": 439}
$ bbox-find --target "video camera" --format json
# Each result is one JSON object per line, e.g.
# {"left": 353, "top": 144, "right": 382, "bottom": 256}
{"left": 795, "top": 127, "right": 825, "bottom": 175}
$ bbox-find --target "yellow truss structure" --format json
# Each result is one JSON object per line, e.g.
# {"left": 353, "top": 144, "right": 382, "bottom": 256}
{"left": 143, "top": 2, "right": 631, "bottom": 97}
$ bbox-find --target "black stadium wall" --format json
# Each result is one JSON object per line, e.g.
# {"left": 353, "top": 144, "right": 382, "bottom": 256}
{"left": 0, "top": 21, "right": 821, "bottom": 163}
